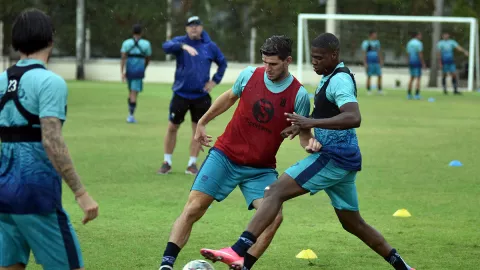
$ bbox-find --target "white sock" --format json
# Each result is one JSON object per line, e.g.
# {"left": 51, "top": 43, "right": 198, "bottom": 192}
{"left": 164, "top": 154, "right": 172, "bottom": 165}
{"left": 188, "top": 156, "right": 197, "bottom": 166}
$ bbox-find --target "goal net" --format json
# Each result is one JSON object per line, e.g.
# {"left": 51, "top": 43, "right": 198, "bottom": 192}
{"left": 296, "top": 14, "right": 480, "bottom": 91}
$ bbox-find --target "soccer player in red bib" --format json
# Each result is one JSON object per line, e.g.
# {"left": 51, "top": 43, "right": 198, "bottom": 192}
{"left": 158, "top": 35, "right": 314, "bottom": 270}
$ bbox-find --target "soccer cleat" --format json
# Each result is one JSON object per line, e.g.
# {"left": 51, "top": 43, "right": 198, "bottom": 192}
{"left": 377, "top": 90, "right": 385, "bottom": 95}
{"left": 414, "top": 94, "right": 421, "bottom": 100}
{"left": 159, "top": 266, "right": 173, "bottom": 270}
{"left": 454, "top": 91, "right": 462, "bottom": 95}
{"left": 407, "top": 94, "right": 413, "bottom": 100}
{"left": 200, "top": 247, "right": 244, "bottom": 269}
{"left": 185, "top": 164, "right": 198, "bottom": 175}
{"left": 126, "top": 115, "right": 137, "bottom": 123}
{"left": 157, "top": 162, "right": 172, "bottom": 174}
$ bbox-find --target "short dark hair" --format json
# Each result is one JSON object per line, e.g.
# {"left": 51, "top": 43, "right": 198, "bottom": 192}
{"left": 259, "top": 35, "right": 293, "bottom": 61}
{"left": 133, "top": 24, "right": 142, "bottom": 34}
{"left": 12, "top": 8, "right": 54, "bottom": 55}
{"left": 311, "top": 33, "right": 340, "bottom": 52}
{"left": 411, "top": 31, "right": 421, "bottom": 38}
{"left": 369, "top": 30, "right": 376, "bottom": 36}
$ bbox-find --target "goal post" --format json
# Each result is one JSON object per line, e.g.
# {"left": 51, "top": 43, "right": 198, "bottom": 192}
{"left": 297, "top": 14, "right": 480, "bottom": 91}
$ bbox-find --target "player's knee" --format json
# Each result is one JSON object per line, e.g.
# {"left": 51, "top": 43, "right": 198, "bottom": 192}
{"left": 182, "top": 200, "right": 208, "bottom": 222}
{"left": 339, "top": 215, "right": 366, "bottom": 234}
{"left": 167, "top": 123, "right": 180, "bottom": 133}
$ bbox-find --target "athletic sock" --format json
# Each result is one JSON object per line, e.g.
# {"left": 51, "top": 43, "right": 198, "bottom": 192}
{"left": 407, "top": 88, "right": 412, "bottom": 95}
{"left": 188, "top": 156, "right": 197, "bottom": 166}
{"left": 231, "top": 231, "right": 257, "bottom": 257}
{"left": 243, "top": 253, "right": 258, "bottom": 270}
{"left": 452, "top": 77, "right": 458, "bottom": 92}
{"left": 442, "top": 75, "right": 447, "bottom": 91}
{"left": 164, "top": 154, "right": 172, "bottom": 166}
{"left": 415, "top": 89, "right": 420, "bottom": 95}
{"left": 128, "top": 98, "right": 136, "bottom": 115}
{"left": 384, "top": 248, "right": 413, "bottom": 270}
{"left": 161, "top": 242, "right": 181, "bottom": 267}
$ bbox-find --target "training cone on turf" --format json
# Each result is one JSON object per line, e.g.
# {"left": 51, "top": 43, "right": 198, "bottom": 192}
{"left": 449, "top": 160, "right": 463, "bottom": 167}
{"left": 296, "top": 249, "right": 318, "bottom": 266}
{"left": 428, "top": 97, "right": 435, "bottom": 102}
{"left": 393, "top": 209, "right": 411, "bottom": 217}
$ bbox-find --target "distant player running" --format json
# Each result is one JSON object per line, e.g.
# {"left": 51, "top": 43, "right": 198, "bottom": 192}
{"left": 202, "top": 33, "right": 416, "bottom": 270}
{"left": 361, "top": 30, "right": 384, "bottom": 95}
{"left": 158, "top": 35, "right": 312, "bottom": 270}
{"left": 0, "top": 8, "right": 98, "bottom": 270}
{"left": 121, "top": 23, "right": 152, "bottom": 123}
{"left": 437, "top": 32, "right": 468, "bottom": 95}
{"left": 406, "top": 32, "right": 426, "bottom": 100}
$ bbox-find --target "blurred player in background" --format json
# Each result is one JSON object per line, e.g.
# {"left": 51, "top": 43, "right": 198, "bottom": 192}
{"left": 120, "top": 23, "right": 152, "bottom": 123}
{"left": 159, "top": 16, "right": 228, "bottom": 175}
{"left": 406, "top": 32, "right": 426, "bottom": 100}
{"left": 158, "top": 35, "right": 311, "bottom": 270}
{"left": 202, "top": 33, "right": 415, "bottom": 270}
{"left": 361, "top": 30, "right": 384, "bottom": 95}
{"left": 437, "top": 32, "right": 469, "bottom": 95}
{"left": 0, "top": 8, "right": 98, "bottom": 270}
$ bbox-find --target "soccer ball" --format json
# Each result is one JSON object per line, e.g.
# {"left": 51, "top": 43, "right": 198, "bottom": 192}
{"left": 182, "top": 259, "right": 215, "bottom": 270}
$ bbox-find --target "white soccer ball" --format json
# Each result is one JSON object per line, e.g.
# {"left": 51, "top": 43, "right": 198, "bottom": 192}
{"left": 182, "top": 260, "right": 215, "bottom": 270}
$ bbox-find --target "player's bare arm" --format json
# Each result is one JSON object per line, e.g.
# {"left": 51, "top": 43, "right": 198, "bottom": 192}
{"left": 285, "top": 102, "right": 361, "bottom": 130}
{"left": 41, "top": 117, "right": 99, "bottom": 224}
{"left": 456, "top": 45, "right": 469, "bottom": 56}
{"left": 437, "top": 51, "right": 442, "bottom": 67}
{"left": 121, "top": 52, "right": 127, "bottom": 81}
{"left": 195, "top": 89, "right": 239, "bottom": 149}
{"left": 145, "top": 56, "right": 151, "bottom": 68}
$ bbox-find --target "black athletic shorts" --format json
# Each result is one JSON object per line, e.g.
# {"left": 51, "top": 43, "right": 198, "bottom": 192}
{"left": 169, "top": 93, "right": 212, "bottom": 125}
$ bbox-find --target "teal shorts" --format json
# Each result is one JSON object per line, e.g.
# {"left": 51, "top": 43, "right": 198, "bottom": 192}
{"left": 442, "top": 64, "right": 456, "bottom": 73}
{"left": 367, "top": 63, "right": 382, "bottom": 76}
{"left": 409, "top": 67, "right": 422, "bottom": 77}
{"left": 285, "top": 152, "right": 359, "bottom": 211}
{"left": 127, "top": 79, "right": 143, "bottom": 92}
{"left": 0, "top": 209, "right": 83, "bottom": 269}
{"left": 192, "top": 148, "right": 278, "bottom": 210}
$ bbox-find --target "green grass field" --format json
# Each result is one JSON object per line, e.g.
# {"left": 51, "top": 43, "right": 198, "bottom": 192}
{"left": 28, "top": 81, "right": 480, "bottom": 269}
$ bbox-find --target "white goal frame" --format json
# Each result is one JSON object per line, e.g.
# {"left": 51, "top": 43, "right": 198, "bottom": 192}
{"left": 297, "top": 14, "right": 480, "bottom": 91}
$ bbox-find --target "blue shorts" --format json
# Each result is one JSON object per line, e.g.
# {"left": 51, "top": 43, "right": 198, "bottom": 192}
{"left": 192, "top": 148, "right": 278, "bottom": 210}
{"left": 442, "top": 64, "right": 456, "bottom": 73}
{"left": 127, "top": 79, "right": 143, "bottom": 92}
{"left": 366, "top": 63, "right": 382, "bottom": 76}
{"left": 0, "top": 209, "right": 83, "bottom": 269}
{"left": 285, "top": 152, "right": 359, "bottom": 211}
{"left": 409, "top": 67, "right": 422, "bottom": 77}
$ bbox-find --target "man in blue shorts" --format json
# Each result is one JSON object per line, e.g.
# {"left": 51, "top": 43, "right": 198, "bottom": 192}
{"left": 406, "top": 32, "right": 426, "bottom": 100}
{"left": 203, "top": 33, "right": 415, "bottom": 270}
{"left": 121, "top": 23, "right": 152, "bottom": 123}
{"left": 437, "top": 32, "right": 469, "bottom": 95}
{"left": 0, "top": 8, "right": 99, "bottom": 270}
{"left": 158, "top": 35, "right": 312, "bottom": 270}
{"left": 361, "top": 30, "right": 384, "bottom": 95}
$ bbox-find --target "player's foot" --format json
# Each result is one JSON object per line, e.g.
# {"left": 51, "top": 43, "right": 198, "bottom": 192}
{"left": 407, "top": 94, "right": 413, "bottom": 100}
{"left": 443, "top": 89, "right": 448, "bottom": 95}
{"left": 414, "top": 94, "right": 421, "bottom": 100}
{"left": 159, "top": 266, "right": 173, "bottom": 270}
{"left": 200, "top": 247, "right": 244, "bottom": 270}
{"left": 185, "top": 164, "right": 198, "bottom": 175}
{"left": 157, "top": 162, "right": 172, "bottom": 174}
{"left": 367, "top": 90, "right": 373, "bottom": 96}
{"left": 126, "top": 115, "right": 137, "bottom": 123}
{"left": 377, "top": 90, "right": 385, "bottom": 95}
{"left": 454, "top": 91, "right": 462, "bottom": 95}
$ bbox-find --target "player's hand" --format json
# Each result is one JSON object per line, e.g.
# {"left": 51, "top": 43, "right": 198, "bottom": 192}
{"left": 464, "top": 51, "right": 469, "bottom": 57}
{"left": 182, "top": 44, "right": 198, "bottom": 56}
{"left": 204, "top": 80, "right": 217, "bottom": 93}
{"left": 305, "top": 138, "right": 322, "bottom": 153}
{"left": 285, "top": 112, "right": 315, "bottom": 129}
{"left": 75, "top": 192, "right": 99, "bottom": 225}
{"left": 281, "top": 124, "right": 301, "bottom": 140}
{"left": 121, "top": 72, "right": 126, "bottom": 83}
{"left": 194, "top": 124, "right": 213, "bottom": 152}
{"left": 422, "top": 63, "right": 427, "bottom": 69}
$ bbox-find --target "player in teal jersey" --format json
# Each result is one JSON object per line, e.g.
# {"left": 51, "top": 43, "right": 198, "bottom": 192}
{"left": 0, "top": 8, "right": 98, "bottom": 270}
{"left": 361, "top": 31, "right": 384, "bottom": 95}
{"left": 436, "top": 32, "right": 469, "bottom": 95}
{"left": 121, "top": 24, "right": 152, "bottom": 123}
{"left": 406, "top": 32, "right": 426, "bottom": 100}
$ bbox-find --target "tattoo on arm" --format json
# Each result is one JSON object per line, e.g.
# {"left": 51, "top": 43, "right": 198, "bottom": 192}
{"left": 41, "top": 117, "right": 85, "bottom": 196}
